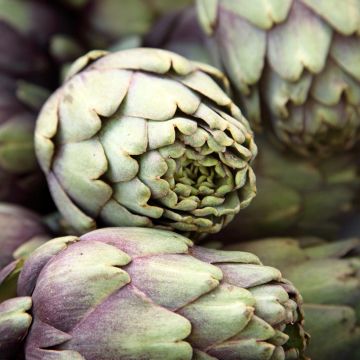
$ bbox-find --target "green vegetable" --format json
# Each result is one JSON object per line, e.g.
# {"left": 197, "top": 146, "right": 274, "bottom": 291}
{"left": 197, "top": 0, "right": 360, "bottom": 157}
{"left": 35, "top": 48, "right": 257, "bottom": 238}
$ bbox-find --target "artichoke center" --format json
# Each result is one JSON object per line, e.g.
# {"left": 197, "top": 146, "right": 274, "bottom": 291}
{"left": 172, "top": 151, "right": 233, "bottom": 199}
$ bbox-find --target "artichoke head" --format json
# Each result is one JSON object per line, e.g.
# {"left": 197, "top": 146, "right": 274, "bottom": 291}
{"left": 197, "top": 0, "right": 360, "bottom": 157}
{"left": 35, "top": 48, "right": 257, "bottom": 239}
{"left": 0, "top": 227, "right": 308, "bottom": 359}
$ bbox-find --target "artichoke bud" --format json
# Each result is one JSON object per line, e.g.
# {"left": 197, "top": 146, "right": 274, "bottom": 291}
{"left": 0, "top": 227, "right": 308, "bottom": 359}
{"left": 35, "top": 48, "right": 257, "bottom": 239}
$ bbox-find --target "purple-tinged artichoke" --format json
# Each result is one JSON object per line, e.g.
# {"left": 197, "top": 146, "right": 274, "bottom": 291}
{"left": 145, "top": 7, "right": 213, "bottom": 65}
{"left": 0, "top": 203, "right": 49, "bottom": 270}
{"left": 35, "top": 48, "right": 257, "bottom": 238}
{"left": 224, "top": 237, "right": 360, "bottom": 360}
{"left": 0, "top": 227, "right": 308, "bottom": 360}
{"left": 0, "top": 0, "right": 64, "bottom": 82}
{"left": 197, "top": 0, "right": 360, "bottom": 157}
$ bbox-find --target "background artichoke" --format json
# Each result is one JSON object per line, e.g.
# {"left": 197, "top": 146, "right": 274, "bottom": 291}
{"left": 224, "top": 237, "right": 360, "bottom": 360}
{"left": 209, "top": 134, "right": 360, "bottom": 242}
{"left": 197, "top": 0, "right": 360, "bottom": 157}
{"left": 35, "top": 48, "right": 257, "bottom": 238}
{"left": 63, "top": 0, "right": 193, "bottom": 50}
{"left": 145, "top": 6, "right": 212, "bottom": 66}
{"left": 0, "top": 75, "right": 51, "bottom": 206}
{"left": 0, "top": 202, "right": 49, "bottom": 270}
{"left": 0, "top": 227, "right": 308, "bottom": 359}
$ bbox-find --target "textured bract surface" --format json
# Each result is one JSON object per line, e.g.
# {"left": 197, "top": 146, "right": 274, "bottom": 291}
{"left": 197, "top": 0, "right": 360, "bottom": 157}
{"left": 35, "top": 48, "right": 257, "bottom": 238}
{"left": 1, "top": 227, "right": 307, "bottom": 359}
{"left": 225, "top": 237, "right": 360, "bottom": 360}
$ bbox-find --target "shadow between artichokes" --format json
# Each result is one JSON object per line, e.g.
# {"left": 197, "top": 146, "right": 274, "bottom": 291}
{"left": 0, "top": 227, "right": 308, "bottom": 360}
{"left": 35, "top": 48, "right": 257, "bottom": 238}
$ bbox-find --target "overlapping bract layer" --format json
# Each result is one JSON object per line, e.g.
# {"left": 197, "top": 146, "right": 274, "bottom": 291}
{"left": 35, "top": 48, "right": 257, "bottom": 238}
{"left": 197, "top": 0, "right": 360, "bottom": 157}
{"left": 1, "top": 227, "right": 307, "bottom": 359}
{"left": 215, "top": 135, "right": 360, "bottom": 242}
{"left": 226, "top": 237, "right": 360, "bottom": 360}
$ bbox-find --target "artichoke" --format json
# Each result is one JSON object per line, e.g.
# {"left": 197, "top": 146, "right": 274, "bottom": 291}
{"left": 0, "top": 203, "right": 49, "bottom": 270}
{"left": 145, "top": 7, "right": 213, "bottom": 65}
{"left": 35, "top": 48, "right": 257, "bottom": 238}
{"left": 68, "top": 0, "right": 193, "bottom": 49}
{"left": 0, "top": 227, "right": 308, "bottom": 359}
{"left": 197, "top": 0, "right": 360, "bottom": 157}
{"left": 211, "top": 134, "right": 360, "bottom": 242}
{"left": 225, "top": 237, "right": 360, "bottom": 360}
{"left": 0, "top": 0, "right": 65, "bottom": 82}
{"left": 0, "top": 74, "right": 51, "bottom": 206}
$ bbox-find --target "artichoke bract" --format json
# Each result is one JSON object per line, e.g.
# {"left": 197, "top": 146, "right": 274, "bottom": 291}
{"left": 212, "top": 134, "right": 360, "bottom": 242}
{"left": 225, "top": 237, "right": 360, "bottom": 360}
{"left": 0, "top": 227, "right": 307, "bottom": 360}
{"left": 35, "top": 48, "right": 257, "bottom": 238}
{"left": 197, "top": 0, "right": 360, "bottom": 157}
{"left": 0, "top": 203, "right": 49, "bottom": 270}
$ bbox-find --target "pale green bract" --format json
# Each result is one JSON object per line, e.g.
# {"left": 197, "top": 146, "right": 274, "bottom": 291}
{"left": 35, "top": 48, "right": 257, "bottom": 238}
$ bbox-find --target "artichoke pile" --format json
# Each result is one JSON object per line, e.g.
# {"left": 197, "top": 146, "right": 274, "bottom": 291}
{"left": 1, "top": 1, "right": 360, "bottom": 359}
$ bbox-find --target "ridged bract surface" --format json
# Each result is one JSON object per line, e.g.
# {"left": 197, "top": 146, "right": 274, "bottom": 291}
{"left": 0, "top": 227, "right": 307, "bottom": 359}
{"left": 197, "top": 0, "right": 360, "bottom": 157}
{"left": 35, "top": 48, "right": 257, "bottom": 238}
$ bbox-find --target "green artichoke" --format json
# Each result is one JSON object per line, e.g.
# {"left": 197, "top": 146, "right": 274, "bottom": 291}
{"left": 66, "top": 0, "right": 193, "bottom": 49}
{"left": 0, "top": 227, "right": 308, "bottom": 359}
{"left": 197, "top": 0, "right": 360, "bottom": 157}
{"left": 212, "top": 134, "right": 360, "bottom": 242}
{"left": 225, "top": 237, "right": 360, "bottom": 360}
{"left": 35, "top": 48, "right": 257, "bottom": 238}
{"left": 0, "top": 74, "right": 51, "bottom": 206}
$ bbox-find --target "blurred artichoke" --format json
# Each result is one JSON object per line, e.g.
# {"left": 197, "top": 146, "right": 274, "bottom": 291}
{"left": 211, "top": 135, "right": 360, "bottom": 242}
{"left": 0, "top": 203, "right": 49, "bottom": 270}
{"left": 35, "top": 48, "right": 257, "bottom": 238}
{"left": 225, "top": 237, "right": 360, "bottom": 360}
{"left": 145, "top": 6, "right": 213, "bottom": 65}
{"left": 0, "top": 227, "right": 308, "bottom": 359}
{"left": 68, "top": 0, "right": 193, "bottom": 49}
{"left": 197, "top": 0, "right": 360, "bottom": 157}
{"left": 0, "top": 0, "right": 60, "bottom": 80}
{"left": 0, "top": 74, "right": 51, "bottom": 206}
